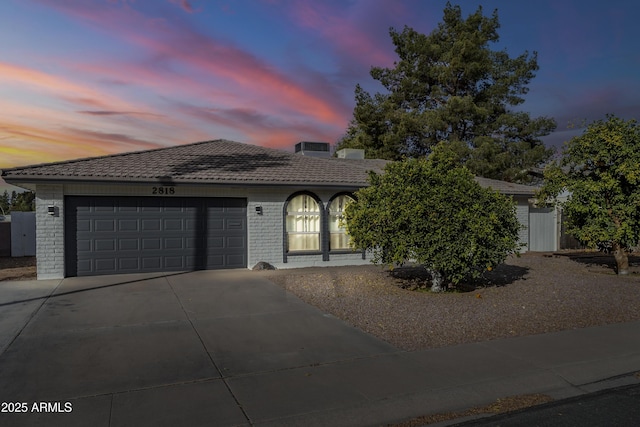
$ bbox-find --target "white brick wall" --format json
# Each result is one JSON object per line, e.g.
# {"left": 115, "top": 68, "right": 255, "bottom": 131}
{"left": 246, "top": 187, "right": 370, "bottom": 269}
{"left": 247, "top": 189, "right": 285, "bottom": 268}
{"left": 34, "top": 183, "right": 369, "bottom": 277}
{"left": 35, "top": 184, "right": 65, "bottom": 279}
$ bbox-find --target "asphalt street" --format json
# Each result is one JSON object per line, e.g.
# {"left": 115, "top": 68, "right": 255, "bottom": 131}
{"left": 450, "top": 382, "right": 640, "bottom": 426}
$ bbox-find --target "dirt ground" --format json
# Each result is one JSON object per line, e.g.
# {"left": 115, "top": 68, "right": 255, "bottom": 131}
{"left": 0, "top": 256, "right": 36, "bottom": 281}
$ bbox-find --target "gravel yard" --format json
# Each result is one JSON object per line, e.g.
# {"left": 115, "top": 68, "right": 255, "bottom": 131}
{"left": 263, "top": 251, "right": 640, "bottom": 351}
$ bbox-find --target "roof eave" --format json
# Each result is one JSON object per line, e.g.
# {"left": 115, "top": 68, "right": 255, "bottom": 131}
{"left": 2, "top": 175, "right": 370, "bottom": 189}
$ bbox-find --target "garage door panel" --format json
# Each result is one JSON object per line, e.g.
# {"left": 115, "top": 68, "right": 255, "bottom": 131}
{"left": 141, "top": 219, "right": 161, "bottom": 231}
{"left": 77, "top": 239, "right": 92, "bottom": 252}
{"left": 95, "top": 220, "right": 115, "bottom": 232}
{"left": 164, "top": 257, "right": 185, "bottom": 269}
{"left": 185, "top": 256, "right": 198, "bottom": 268}
{"left": 208, "top": 237, "right": 224, "bottom": 249}
{"left": 186, "top": 237, "right": 199, "bottom": 249}
{"left": 164, "top": 238, "right": 184, "bottom": 250}
{"left": 142, "top": 238, "right": 161, "bottom": 250}
{"left": 163, "top": 219, "right": 183, "bottom": 230}
{"left": 65, "top": 196, "right": 247, "bottom": 276}
{"left": 208, "top": 219, "right": 224, "bottom": 230}
{"left": 119, "top": 239, "right": 139, "bottom": 251}
{"left": 227, "top": 236, "right": 245, "bottom": 249}
{"left": 77, "top": 219, "right": 91, "bottom": 232}
{"left": 95, "top": 258, "right": 116, "bottom": 272}
{"left": 226, "top": 219, "right": 244, "bottom": 230}
{"left": 119, "top": 258, "right": 139, "bottom": 270}
{"left": 226, "top": 254, "right": 245, "bottom": 266}
{"left": 142, "top": 257, "right": 161, "bottom": 269}
{"left": 118, "top": 219, "right": 139, "bottom": 231}
{"left": 95, "top": 239, "right": 116, "bottom": 251}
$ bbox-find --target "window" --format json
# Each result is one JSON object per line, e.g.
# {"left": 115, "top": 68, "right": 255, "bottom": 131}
{"left": 328, "top": 194, "right": 354, "bottom": 251}
{"left": 286, "top": 194, "right": 320, "bottom": 252}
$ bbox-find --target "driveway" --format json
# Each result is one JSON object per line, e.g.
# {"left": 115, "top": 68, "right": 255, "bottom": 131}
{"left": 0, "top": 270, "right": 398, "bottom": 426}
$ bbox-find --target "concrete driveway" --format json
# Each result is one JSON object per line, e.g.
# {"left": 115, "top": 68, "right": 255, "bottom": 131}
{"left": 0, "top": 270, "right": 399, "bottom": 427}
{"left": 2, "top": 270, "right": 640, "bottom": 427}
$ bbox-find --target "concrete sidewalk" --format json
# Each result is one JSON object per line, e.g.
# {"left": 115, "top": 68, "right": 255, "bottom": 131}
{"left": 0, "top": 270, "right": 639, "bottom": 426}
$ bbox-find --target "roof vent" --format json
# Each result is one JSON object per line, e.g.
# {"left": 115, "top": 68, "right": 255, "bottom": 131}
{"left": 294, "top": 141, "right": 331, "bottom": 158}
{"left": 336, "top": 148, "right": 365, "bottom": 159}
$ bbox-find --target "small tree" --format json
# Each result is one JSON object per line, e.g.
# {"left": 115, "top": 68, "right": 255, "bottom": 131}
{"left": 538, "top": 115, "right": 640, "bottom": 275}
{"left": 0, "top": 190, "right": 9, "bottom": 215}
{"left": 344, "top": 144, "right": 522, "bottom": 291}
{"left": 10, "top": 191, "right": 35, "bottom": 212}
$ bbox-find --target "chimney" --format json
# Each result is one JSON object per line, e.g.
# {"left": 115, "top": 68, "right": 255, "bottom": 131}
{"left": 336, "top": 148, "right": 365, "bottom": 159}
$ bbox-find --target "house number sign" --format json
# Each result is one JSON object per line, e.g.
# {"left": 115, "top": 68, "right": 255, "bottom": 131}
{"left": 151, "top": 186, "right": 175, "bottom": 195}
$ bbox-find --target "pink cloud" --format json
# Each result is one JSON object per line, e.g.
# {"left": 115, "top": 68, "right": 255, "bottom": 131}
{"left": 0, "top": 61, "right": 157, "bottom": 116}
{"left": 36, "top": 0, "right": 348, "bottom": 129}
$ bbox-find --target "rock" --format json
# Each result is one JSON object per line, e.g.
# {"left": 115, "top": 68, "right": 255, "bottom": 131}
{"left": 252, "top": 261, "right": 276, "bottom": 271}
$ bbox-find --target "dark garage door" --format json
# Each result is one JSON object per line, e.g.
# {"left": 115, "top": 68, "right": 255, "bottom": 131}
{"left": 65, "top": 197, "right": 247, "bottom": 276}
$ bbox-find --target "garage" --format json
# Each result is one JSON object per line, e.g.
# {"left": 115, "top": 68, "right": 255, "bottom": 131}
{"left": 64, "top": 196, "right": 247, "bottom": 276}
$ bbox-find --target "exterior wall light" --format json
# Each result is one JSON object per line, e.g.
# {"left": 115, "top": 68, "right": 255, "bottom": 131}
{"left": 255, "top": 206, "right": 263, "bottom": 215}
{"left": 47, "top": 206, "right": 56, "bottom": 216}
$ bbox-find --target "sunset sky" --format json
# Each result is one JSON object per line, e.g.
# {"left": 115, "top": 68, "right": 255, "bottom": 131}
{"left": 1, "top": 0, "right": 639, "bottom": 190}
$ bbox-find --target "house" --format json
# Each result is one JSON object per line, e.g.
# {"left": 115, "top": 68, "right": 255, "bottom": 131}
{"left": 1, "top": 139, "right": 555, "bottom": 279}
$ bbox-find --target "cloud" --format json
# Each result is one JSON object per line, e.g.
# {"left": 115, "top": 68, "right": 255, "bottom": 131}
{"left": 168, "top": 0, "right": 195, "bottom": 13}
{"left": 171, "top": 101, "right": 342, "bottom": 149}
{"left": 77, "top": 110, "right": 166, "bottom": 118}
{"left": 0, "top": 61, "right": 153, "bottom": 115}
{"left": 0, "top": 117, "right": 176, "bottom": 169}
{"left": 290, "top": 0, "right": 398, "bottom": 69}
{"left": 61, "top": 127, "right": 163, "bottom": 151}
{"left": 0, "top": 121, "right": 108, "bottom": 167}
{"left": 36, "top": 0, "right": 348, "bottom": 129}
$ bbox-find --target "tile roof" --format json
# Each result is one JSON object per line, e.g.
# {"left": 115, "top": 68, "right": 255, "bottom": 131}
{"left": 1, "top": 140, "right": 387, "bottom": 188}
{"left": 1, "top": 139, "right": 538, "bottom": 195}
{"left": 475, "top": 176, "right": 538, "bottom": 196}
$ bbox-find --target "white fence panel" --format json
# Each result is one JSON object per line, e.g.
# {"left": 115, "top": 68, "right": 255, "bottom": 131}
{"left": 11, "top": 211, "right": 36, "bottom": 257}
{"left": 529, "top": 207, "right": 557, "bottom": 252}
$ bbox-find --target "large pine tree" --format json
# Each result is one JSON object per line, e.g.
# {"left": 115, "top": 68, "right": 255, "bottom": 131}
{"left": 337, "top": 2, "right": 556, "bottom": 183}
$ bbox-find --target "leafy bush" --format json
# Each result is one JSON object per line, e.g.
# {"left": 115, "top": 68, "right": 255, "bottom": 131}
{"left": 344, "top": 145, "right": 522, "bottom": 291}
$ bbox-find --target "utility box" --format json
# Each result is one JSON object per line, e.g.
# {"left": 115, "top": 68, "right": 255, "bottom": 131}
{"left": 294, "top": 141, "right": 331, "bottom": 158}
{"left": 336, "top": 148, "right": 365, "bottom": 159}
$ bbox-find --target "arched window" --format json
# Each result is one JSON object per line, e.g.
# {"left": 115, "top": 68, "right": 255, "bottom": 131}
{"left": 286, "top": 193, "right": 321, "bottom": 252}
{"left": 328, "top": 194, "right": 354, "bottom": 251}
